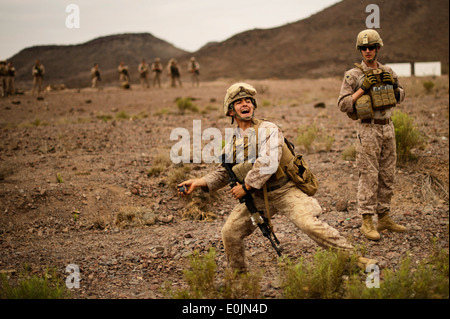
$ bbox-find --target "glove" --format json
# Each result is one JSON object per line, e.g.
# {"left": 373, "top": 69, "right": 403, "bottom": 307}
{"left": 361, "top": 73, "right": 377, "bottom": 92}
{"left": 381, "top": 71, "right": 395, "bottom": 84}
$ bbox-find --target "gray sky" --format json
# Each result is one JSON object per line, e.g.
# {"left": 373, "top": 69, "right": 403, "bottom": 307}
{"left": 0, "top": 0, "right": 341, "bottom": 59}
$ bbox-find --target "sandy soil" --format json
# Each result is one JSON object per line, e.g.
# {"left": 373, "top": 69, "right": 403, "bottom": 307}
{"left": 0, "top": 76, "right": 448, "bottom": 299}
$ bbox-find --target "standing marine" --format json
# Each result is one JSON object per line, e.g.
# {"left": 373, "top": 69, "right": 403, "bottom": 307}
{"left": 32, "top": 60, "right": 45, "bottom": 95}
{"left": 138, "top": 59, "right": 150, "bottom": 88}
{"left": 337, "top": 29, "right": 407, "bottom": 241}
{"left": 151, "top": 57, "right": 163, "bottom": 88}
{"left": 188, "top": 57, "right": 200, "bottom": 87}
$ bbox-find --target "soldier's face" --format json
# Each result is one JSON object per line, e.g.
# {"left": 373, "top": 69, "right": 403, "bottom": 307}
{"left": 231, "top": 98, "right": 254, "bottom": 118}
{"left": 360, "top": 45, "right": 378, "bottom": 62}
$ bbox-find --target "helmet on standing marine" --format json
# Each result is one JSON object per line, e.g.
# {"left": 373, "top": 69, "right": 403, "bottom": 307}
{"left": 223, "top": 82, "right": 258, "bottom": 117}
{"left": 355, "top": 29, "right": 383, "bottom": 50}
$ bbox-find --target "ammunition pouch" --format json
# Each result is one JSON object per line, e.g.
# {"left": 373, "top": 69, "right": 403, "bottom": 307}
{"left": 369, "top": 84, "right": 397, "bottom": 109}
{"left": 355, "top": 94, "right": 374, "bottom": 120}
{"left": 355, "top": 65, "right": 397, "bottom": 112}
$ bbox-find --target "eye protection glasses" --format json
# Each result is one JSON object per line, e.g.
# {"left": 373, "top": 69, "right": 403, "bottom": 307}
{"left": 359, "top": 45, "right": 377, "bottom": 52}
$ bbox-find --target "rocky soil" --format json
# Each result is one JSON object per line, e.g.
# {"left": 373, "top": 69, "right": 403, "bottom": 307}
{"left": 0, "top": 76, "right": 448, "bottom": 299}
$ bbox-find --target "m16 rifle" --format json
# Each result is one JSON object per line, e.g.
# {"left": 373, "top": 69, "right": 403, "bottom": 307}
{"left": 221, "top": 154, "right": 282, "bottom": 257}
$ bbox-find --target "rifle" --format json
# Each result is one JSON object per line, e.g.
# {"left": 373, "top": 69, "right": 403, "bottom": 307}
{"left": 221, "top": 154, "right": 282, "bottom": 257}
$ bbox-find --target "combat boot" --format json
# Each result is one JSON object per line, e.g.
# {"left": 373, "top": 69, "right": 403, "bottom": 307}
{"left": 360, "top": 214, "right": 380, "bottom": 241}
{"left": 377, "top": 212, "right": 407, "bottom": 233}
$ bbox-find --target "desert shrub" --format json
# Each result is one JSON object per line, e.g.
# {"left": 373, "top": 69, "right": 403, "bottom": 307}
{"left": 181, "top": 193, "right": 217, "bottom": 221}
{"left": 296, "top": 125, "right": 318, "bottom": 152}
{"left": 279, "top": 248, "right": 360, "bottom": 299}
{"left": 114, "top": 206, "right": 156, "bottom": 228}
{"left": 147, "top": 152, "right": 172, "bottom": 177}
{"left": 341, "top": 144, "right": 356, "bottom": 161}
{"left": 115, "top": 110, "right": 130, "bottom": 120}
{"left": 423, "top": 80, "right": 435, "bottom": 94}
{"left": 0, "top": 267, "right": 71, "bottom": 299}
{"left": 167, "top": 165, "right": 191, "bottom": 186}
{"left": 347, "top": 249, "right": 449, "bottom": 299}
{"left": 163, "top": 248, "right": 261, "bottom": 299}
{"left": 391, "top": 110, "right": 423, "bottom": 163}
{"left": 296, "top": 124, "right": 334, "bottom": 152}
{"left": 176, "top": 97, "right": 199, "bottom": 114}
{"left": 96, "top": 114, "right": 113, "bottom": 122}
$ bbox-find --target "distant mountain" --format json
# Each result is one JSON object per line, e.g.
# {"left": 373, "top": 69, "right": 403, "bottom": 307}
{"left": 8, "top": 0, "right": 449, "bottom": 87}
{"left": 191, "top": 0, "right": 449, "bottom": 80}
{"left": 10, "top": 33, "right": 188, "bottom": 88}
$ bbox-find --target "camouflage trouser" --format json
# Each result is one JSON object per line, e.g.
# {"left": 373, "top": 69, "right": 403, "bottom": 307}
{"left": 152, "top": 72, "right": 161, "bottom": 87}
{"left": 221, "top": 181, "right": 353, "bottom": 272}
{"left": 32, "top": 76, "right": 42, "bottom": 94}
{"left": 356, "top": 122, "right": 396, "bottom": 216}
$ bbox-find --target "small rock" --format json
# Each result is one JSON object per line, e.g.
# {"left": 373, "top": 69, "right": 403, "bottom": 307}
{"left": 336, "top": 200, "right": 348, "bottom": 212}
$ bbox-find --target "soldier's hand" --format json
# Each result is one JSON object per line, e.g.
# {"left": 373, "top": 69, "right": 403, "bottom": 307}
{"left": 361, "top": 73, "right": 377, "bottom": 92}
{"left": 177, "top": 178, "right": 207, "bottom": 196}
{"left": 381, "top": 71, "right": 395, "bottom": 84}
{"left": 230, "top": 183, "right": 246, "bottom": 200}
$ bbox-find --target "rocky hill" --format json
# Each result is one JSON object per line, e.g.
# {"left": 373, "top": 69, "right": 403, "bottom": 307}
{"left": 8, "top": 0, "right": 449, "bottom": 87}
{"left": 193, "top": 0, "right": 449, "bottom": 80}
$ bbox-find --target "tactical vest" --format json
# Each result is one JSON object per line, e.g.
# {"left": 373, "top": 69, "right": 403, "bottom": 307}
{"left": 354, "top": 63, "right": 397, "bottom": 120}
{"left": 231, "top": 119, "right": 318, "bottom": 196}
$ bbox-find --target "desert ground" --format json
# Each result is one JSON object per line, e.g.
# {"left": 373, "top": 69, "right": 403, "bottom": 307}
{"left": 0, "top": 75, "right": 448, "bottom": 299}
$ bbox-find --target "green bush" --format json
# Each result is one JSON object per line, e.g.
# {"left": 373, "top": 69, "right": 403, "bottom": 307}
{"left": 296, "top": 125, "right": 318, "bottom": 152}
{"left": 279, "top": 248, "right": 360, "bottom": 299}
{"left": 296, "top": 124, "right": 335, "bottom": 152}
{"left": 341, "top": 144, "right": 356, "bottom": 161}
{"left": 163, "top": 248, "right": 261, "bottom": 299}
{"left": 176, "top": 97, "right": 199, "bottom": 114}
{"left": 392, "top": 110, "right": 423, "bottom": 163}
{"left": 0, "top": 267, "right": 71, "bottom": 299}
{"left": 346, "top": 249, "right": 449, "bottom": 299}
{"left": 423, "top": 80, "right": 435, "bottom": 94}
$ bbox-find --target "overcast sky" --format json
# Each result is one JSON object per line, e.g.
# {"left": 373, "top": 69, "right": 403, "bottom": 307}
{"left": 0, "top": 0, "right": 341, "bottom": 59}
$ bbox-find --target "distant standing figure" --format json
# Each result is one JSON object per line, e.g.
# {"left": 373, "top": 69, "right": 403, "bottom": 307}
{"left": 6, "top": 61, "right": 15, "bottom": 95}
{"left": 118, "top": 62, "right": 130, "bottom": 89}
{"left": 167, "top": 58, "right": 182, "bottom": 87}
{"left": 32, "top": 60, "right": 45, "bottom": 95}
{"left": 0, "top": 60, "right": 7, "bottom": 97}
{"left": 90, "top": 63, "right": 101, "bottom": 88}
{"left": 138, "top": 59, "right": 150, "bottom": 88}
{"left": 188, "top": 57, "right": 200, "bottom": 87}
{"left": 151, "top": 57, "right": 163, "bottom": 88}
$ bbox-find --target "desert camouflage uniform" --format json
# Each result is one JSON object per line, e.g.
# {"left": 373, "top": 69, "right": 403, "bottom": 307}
{"left": 203, "top": 119, "right": 353, "bottom": 272}
{"left": 151, "top": 58, "right": 162, "bottom": 88}
{"left": 32, "top": 61, "right": 45, "bottom": 95}
{"left": 167, "top": 59, "right": 182, "bottom": 87}
{"left": 90, "top": 64, "right": 100, "bottom": 88}
{"left": 6, "top": 62, "right": 15, "bottom": 95}
{"left": 337, "top": 61, "right": 405, "bottom": 217}
{"left": 118, "top": 62, "right": 130, "bottom": 86}
{"left": 188, "top": 57, "right": 200, "bottom": 87}
{"left": 138, "top": 61, "right": 150, "bottom": 88}
{"left": 0, "top": 61, "right": 7, "bottom": 97}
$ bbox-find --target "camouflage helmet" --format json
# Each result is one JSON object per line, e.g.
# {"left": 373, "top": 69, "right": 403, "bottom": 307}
{"left": 356, "top": 29, "right": 383, "bottom": 50}
{"left": 223, "top": 82, "right": 257, "bottom": 116}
